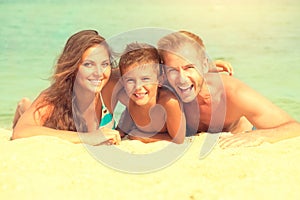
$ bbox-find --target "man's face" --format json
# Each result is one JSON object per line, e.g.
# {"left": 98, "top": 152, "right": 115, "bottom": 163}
{"left": 162, "top": 50, "right": 204, "bottom": 103}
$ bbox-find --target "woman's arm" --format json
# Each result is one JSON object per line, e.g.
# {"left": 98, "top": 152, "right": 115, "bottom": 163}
{"left": 212, "top": 60, "right": 234, "bottom": 76}
{"left": 12, "top": 92, "right": 120, "bottom": 145}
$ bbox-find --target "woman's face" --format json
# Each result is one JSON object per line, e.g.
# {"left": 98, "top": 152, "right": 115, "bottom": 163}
{"left": 74, "top": 45, "right": 111, "bottom": 95}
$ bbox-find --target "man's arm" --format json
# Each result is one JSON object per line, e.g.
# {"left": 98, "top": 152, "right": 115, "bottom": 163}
{"left": 219, "top": 76, "right": 300, "bottom": 148}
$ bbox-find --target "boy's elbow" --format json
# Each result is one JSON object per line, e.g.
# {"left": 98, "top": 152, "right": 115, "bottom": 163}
{"left": 11, "top": 129, "right": 21, "bottom": 140}
{"left": 172, "top": 136, "right": 185, "bottom": 144}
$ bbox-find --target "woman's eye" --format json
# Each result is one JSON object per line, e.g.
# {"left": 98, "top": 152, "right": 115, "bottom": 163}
{"left": 83, "top": 62, "right": 93, "bottom": 67}
{"left": 101, "top": 62, "right": 110, "bottom": 68}
{"left": 142, "top": 77, "right": 150, "bottom": 81}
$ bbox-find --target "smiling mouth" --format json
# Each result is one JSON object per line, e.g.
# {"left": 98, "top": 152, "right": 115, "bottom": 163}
{"left": 133, "top": 92, "right": 148, "bottom": 99}
{"left": 178, "top": 85, "right": 193, "bottom": 93}
{"left": 90, "top": 79, "right": 102, "bottom": 86}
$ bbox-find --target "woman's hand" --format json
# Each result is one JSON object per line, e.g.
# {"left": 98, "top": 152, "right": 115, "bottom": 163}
{"left": 99, "top": 127, "right": 121, "bottom": 145}
{"left": 80, "top": 127, "right": 121, "bottom": 146}
{"left": 213, "top": 60, "right": 234, "bottom": 76}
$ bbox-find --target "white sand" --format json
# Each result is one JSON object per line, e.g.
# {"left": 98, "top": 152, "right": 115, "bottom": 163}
{"left": 0, "top": 128, "right": 299, "bottom": 200}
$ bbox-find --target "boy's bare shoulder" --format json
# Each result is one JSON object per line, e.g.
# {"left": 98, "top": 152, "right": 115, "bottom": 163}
{"left": 157, "top": 87, "right": 180, "bottom": 106}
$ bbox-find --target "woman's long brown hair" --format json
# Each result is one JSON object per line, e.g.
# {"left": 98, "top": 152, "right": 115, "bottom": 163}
{"left": 35, "top": 30, "right": 111, "bottom": 131}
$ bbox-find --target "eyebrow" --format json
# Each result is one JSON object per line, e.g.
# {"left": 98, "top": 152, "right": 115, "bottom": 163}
{"left": 122, "top": 75, "right": 134, "bottom": 80}
{"left": 101, "top": 59, "right": 110, "bottom": 63}
{"left": 81, "top": 59, "right": 95, "bottom": 64}
{"left": 166, "top": 64, "right": 195, "bottom": 69}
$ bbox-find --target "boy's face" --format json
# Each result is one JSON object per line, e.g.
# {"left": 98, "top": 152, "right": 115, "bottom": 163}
{"left": 122, "top": 63, "right": 159, "bottom": 106}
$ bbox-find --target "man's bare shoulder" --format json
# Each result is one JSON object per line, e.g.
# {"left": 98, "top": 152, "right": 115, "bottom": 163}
{"left": 220, "top": 74, "right": 241, "bottom": 88}
{"left": 219, "top": 74, "right": 249, "bottom": 97}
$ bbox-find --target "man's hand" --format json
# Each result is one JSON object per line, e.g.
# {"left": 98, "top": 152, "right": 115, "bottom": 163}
{"left": 219, "top": 131, "right": 267, "bottom": 148}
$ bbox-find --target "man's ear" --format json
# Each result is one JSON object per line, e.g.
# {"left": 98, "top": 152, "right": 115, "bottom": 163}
{"left": 158, "top": 74, "right": 167, "bottom": 87}
{"left": 119, "top": 77, "right": 125, "bottom": 86}
{"left": 202, "top": 57, "right": 209, "bottom": 74}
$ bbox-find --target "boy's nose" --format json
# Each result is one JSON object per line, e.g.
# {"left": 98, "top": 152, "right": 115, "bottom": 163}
{"left": 135, "top": 79, "right": 143, "bottom": 89}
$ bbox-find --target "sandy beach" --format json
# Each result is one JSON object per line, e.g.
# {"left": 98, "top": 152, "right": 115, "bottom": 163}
{"left": 1, "top": 128, "right": 299, "bottom": 200}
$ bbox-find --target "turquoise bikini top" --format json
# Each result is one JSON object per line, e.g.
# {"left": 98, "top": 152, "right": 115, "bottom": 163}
{"left": 99, "top": 93, "right": 116, "bottom": 129}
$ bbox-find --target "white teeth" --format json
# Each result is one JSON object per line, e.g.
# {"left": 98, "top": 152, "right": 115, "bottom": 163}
{"left": 179, "top": 86, "right": 190, "bottom": 90}
{"left": 134, "top": 92, "right": 147, "bottom": 98}
{"left": 178, "top": 85, "right": 192, "bottom": 91}
{"left": 90, "top": 80, "right": 101, "bottom": 85}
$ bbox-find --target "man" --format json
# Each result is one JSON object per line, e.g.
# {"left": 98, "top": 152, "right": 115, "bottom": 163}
{"left": 157, "top": 31, "right": 300, "bottom": 148}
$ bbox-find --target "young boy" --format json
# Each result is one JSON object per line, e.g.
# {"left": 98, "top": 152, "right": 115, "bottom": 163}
{"left": 116, "top": 42, "right": 186, "bottom": 144}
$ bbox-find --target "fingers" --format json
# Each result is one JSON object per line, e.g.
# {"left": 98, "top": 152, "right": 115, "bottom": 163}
{"left": 214, "top": 60, "right": 234, "bottom": 76}
{"left": 100, "top": 127, "right": 121, "bottom": 145}
{"left": 99, "top": 138, "right": 116, "bottom": 146}
{"left": 219, "top": 134, "right": 265, "bottom": 149}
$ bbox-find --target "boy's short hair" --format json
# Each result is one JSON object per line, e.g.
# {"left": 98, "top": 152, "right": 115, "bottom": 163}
{"left": 119, "top": 42, "right": 162, "bottom": 76}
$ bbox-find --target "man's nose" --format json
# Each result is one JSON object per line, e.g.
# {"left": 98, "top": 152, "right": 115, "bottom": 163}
{"left": 178, "top": 68, "right": 188, "bottom": 83}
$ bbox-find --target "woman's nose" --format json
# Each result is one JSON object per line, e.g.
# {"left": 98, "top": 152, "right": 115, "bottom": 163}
{"left": 94, "top": 66, "right": 106, "bottom": 76}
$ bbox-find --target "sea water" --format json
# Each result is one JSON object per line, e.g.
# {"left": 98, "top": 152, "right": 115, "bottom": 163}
{"left": 1, "top": 0, "right": 299, "bottom": 128}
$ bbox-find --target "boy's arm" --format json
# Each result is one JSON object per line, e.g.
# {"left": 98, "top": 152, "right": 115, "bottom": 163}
{"left": 116, "top": 108, "right": 134, "bottom": 134}
{"left": 163, "top": 95, "right": 186, "bottom": 144}
{"left": 127, "top": 95, "right": 186, "bottom": 144}
{"left": 128, "top": 130, "right": 173, "bottom": 143}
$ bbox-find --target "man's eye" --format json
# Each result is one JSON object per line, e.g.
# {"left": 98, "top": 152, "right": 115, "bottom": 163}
{"left": 185, "top": 64, "right": 195, "bottom": 69}
{"left": 167, "top": 68, "right": 176, "bottom": 72}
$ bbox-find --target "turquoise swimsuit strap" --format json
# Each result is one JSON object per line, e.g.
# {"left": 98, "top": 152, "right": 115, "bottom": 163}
{"left": 98, "top": 93, "right": 115, "bottom": 129}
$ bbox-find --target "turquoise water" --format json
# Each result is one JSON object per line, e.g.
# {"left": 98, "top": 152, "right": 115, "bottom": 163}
{"left": 1, "top": 0, "right": 300, "bottom": 128}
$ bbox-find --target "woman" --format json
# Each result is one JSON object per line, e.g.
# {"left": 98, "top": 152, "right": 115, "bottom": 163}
{"left": 12, "top": 30, "right": 121, "bottom": 145}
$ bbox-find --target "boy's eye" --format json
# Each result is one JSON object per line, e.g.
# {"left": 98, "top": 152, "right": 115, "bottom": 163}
{"left": 126, "top": 79, "right": 134, "bottom": 83}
